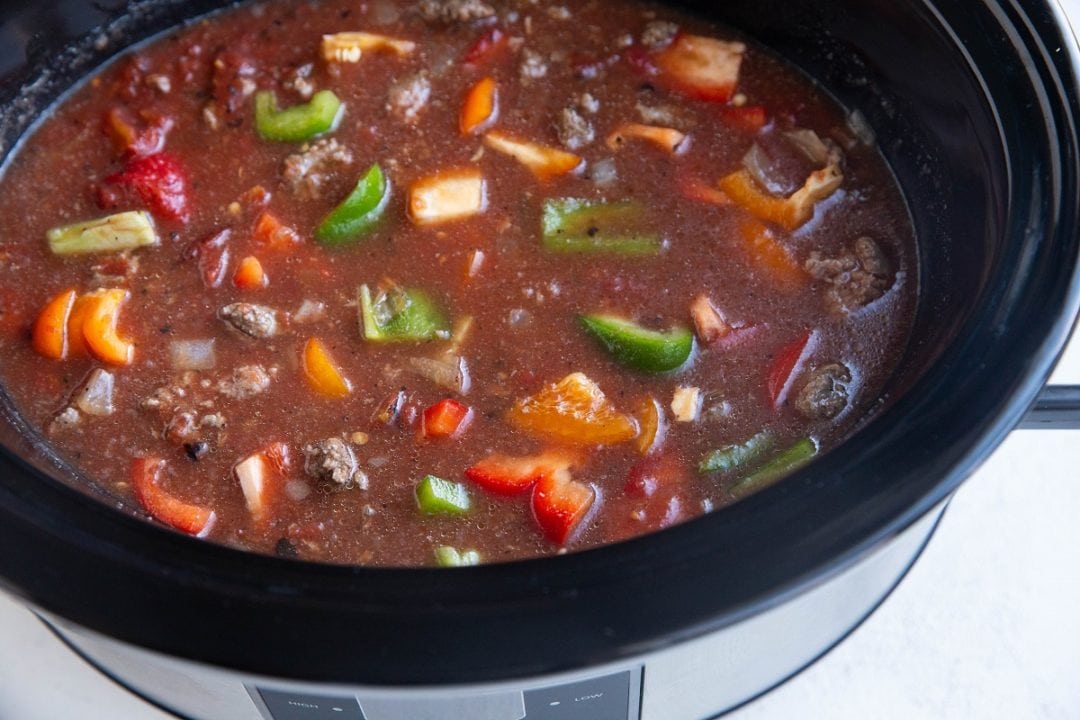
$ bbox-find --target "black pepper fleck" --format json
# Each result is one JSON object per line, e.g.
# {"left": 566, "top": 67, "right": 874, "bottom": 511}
{"left": 184, "top": 441, "right": 209, "bottom": 461}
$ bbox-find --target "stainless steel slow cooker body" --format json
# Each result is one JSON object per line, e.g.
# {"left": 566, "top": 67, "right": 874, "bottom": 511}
{"left": 0, "top": 0, "right": 1077, "bottom": 719}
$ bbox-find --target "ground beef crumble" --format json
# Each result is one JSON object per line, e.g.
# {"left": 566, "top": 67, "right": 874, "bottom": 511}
{"left": 417, "top": 0, "right": 495, "bottom": 24}
{"left": 805, "top": 237, "right": 894, "bottom": 314}
{"left": 303, "top": 438, "right": 362, "bottom": 488}
{"left": 283, "top": 139, "right": 354, "bottom": 200}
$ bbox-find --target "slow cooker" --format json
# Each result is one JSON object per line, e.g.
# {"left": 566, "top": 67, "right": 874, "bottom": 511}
{"left": 1, "top": 1, "right": 1078, "bottom": 718}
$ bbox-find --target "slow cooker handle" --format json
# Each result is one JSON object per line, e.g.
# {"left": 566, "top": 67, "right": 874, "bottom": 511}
{"left": 1019, "top": 385, "right": 1080, "bottom": 428}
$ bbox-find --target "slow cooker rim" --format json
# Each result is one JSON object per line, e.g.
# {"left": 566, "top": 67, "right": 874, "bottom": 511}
{"left": 0, "top": 0, "right": 1078, "bottom": 685}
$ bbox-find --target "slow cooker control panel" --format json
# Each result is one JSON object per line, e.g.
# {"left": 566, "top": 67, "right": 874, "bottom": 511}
{"left": 249, "top": 667, "right": 642, "bottom": 720}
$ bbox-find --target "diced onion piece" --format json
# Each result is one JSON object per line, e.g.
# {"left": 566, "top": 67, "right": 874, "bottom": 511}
{"left": 169, "top": 338, "right": 217, "bottom": 371}
{"left": 654, "top": 34, "right": 746, "bottom": 102}
{"left": 236, "top": 454, "right": 269, "bottom": 523}
{"left": 460, "top": 77, "right": 499, "bottom": 135}
{"left": 689, "top": 294, "right": 731, "bottom": 344}
{"left": 483, "top": 131, "right": 583, "bottom": 181}
{"left": 74, "top": 368, "right": 115, "bottom": 417}
{"left": 294, "top": 300, "right": 327, "bottom": 324}
{"left": 445, "top": 315, "right": 475, "bottom": 357}
{"left": 322, "top": 32, "right": 416, "bottom": 63}
{"left": 302, "top": 337, "right": 352, "bottom": 398}
{"left": 606, "top": 123, "right": 688, "bottom": 154}
{"left": 671, "top": 386, "right": 703, "bottom": 423}
{"left": 408, "top": 168, "right": 487, "bottom": 226}
{"left": 784, "top": 129, "right": 831, "bottom": 165}
{"left": 47, "top": 211, "right": 157, "bottom": 256}
{"left": 846, "top": 109, "right": 876, "bottom": 146}
{"left": 464, "top": 250, "right": 485, "bottom": 282}
{"left": 589, "top": 157, "right": 618, "bottom": 186}
{"left": 409, "top": 355, "right": 472, "bottom": 395}
{"left": 32, "top": 288, "right": 77, "bottom": 360}
{"left": 235, "top": 442, "right": 290, "bottom": 525}
{"left": 435, "top": 546, "right": 481, "bottom": 567}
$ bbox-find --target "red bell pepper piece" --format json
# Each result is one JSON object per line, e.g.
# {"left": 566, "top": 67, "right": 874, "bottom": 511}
{"left": 104, "top": 108, "right": 174, "bottom": 158}
{"left": 719, "top": 105, "right": 768, "bottom": 134}
{"left": 623, "top": 453, "right": 685, "bottom": 531}
{"left": 421, "top": 399, "right": 473, "bottom": 439}
{"left": 767, "top": 330, "right": 817, "bottom": 408}
{"left": 131, "top": 457, "right": 216, "bottom": 536}
{"left": 465, "top": 450, "right": 575, "bottom": 496}
{"left": 532, "top": 469, "right": 596, "bottom": 545}
{"left": 463, "top": 27, "right": 508, "bottom": 66}
{"left": 98, "top": 152, "right": 190, "bottom": 223}
{"left": 624, "top": 44, "right": 660, "bottom": 76}
{"left": 186, "top": 228, "right": 231, "bottom": 288}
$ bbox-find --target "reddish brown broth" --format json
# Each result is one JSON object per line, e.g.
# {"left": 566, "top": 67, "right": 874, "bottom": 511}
{"left": 0, "top": 0, "right": 917, "bottom": 565}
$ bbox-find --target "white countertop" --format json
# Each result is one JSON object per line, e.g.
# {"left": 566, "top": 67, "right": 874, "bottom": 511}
{"left": 3, "top": 3, "right": 1080, "bottom": 718}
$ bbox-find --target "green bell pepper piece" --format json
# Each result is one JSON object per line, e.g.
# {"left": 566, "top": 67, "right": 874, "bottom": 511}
{"left": 47, "top": 210, "right": 158, "bottom": 255}
{"left": 416, "top": 476, "right": 471, "bottom": 515}
{"left": 542, "top": 198, "right": 664, "bottom": 255}
{"left": 729, "top": 438, "right": 819, "bottom": 499}
{"left": 579, "top": 314, "right": 694, "bottom": 373}
{"left": 254, "top": 90, "right": 343, "bottom": 142}
{"left": 700, "top": 432, "right": 774, "bottom": 475}
{"left": 359, "top": 284, "right": 450, "bottom": 342}
{"left": 434, "top": 546, "right": 481, "bottom": 567}
{"left": 316, "top": 164, "right": 390, "bottom": 246}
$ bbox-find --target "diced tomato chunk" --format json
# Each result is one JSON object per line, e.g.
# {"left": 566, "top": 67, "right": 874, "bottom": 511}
{"left": 422, "top": 399, "right": 473, "bottom": 440}
{"left": 463, "top": 27, "right": 508, "bottom": 66}
{"left": 767, "top": 331, "right": 816, "bottom": 408}
{"left": 624, "top": 44, "right": 660, "bottom": 76}
{"left": 465, "top": 451, "right": 575, "bottom": 496}
{"left": 233, "top": 255, "right": 267, "bottom": 290}
{"left": 654, "top": 33, "right": 746, "bottom": 102}
{"left": 625, "top": 455, "right": 685, "bottom": 515}
{"left": 719, "top": 105, "right": 768, "bottom": 134}
{"left": 131, "top": 457, "right": 216, "bottom": 536}
{"left": 98, "top": 152, "right": 190, "bottom": 223}
{"left": 253, "top": 211, "right": 300, "bottom": 249}
{"left": 532, "top": 470, "right": 596, "bottom": 545}
{"left": 104, "top": 108, "right": 174, "bottom": 158}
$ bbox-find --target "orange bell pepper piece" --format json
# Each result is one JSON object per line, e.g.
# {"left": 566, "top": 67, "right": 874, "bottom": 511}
{"left": 483, "top": 131, "right": 583, "bottom": 182}
{"left": 736, "top": 217, "right": 803, "bottom": 286}
{"left": 460, "top": 77, "right": 498, "bottom": 135}
{"left": 80, "top": 289, "right": 134, "bottom": 366}
{"left": 508, "top": 372, "right": 638, "bottom": 446}
{"left": 718, "top": 163, "right": 844, "bottom": 232}
{"left": 302, "top": 337, "right": 352, "bottom": 398}
{"left": 31, "top": 288, "right": 77, "bottom": 360}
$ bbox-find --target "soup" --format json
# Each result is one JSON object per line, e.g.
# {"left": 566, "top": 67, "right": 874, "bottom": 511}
{"left": 0, "top": 0, "right": 916, "bottom": 565}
